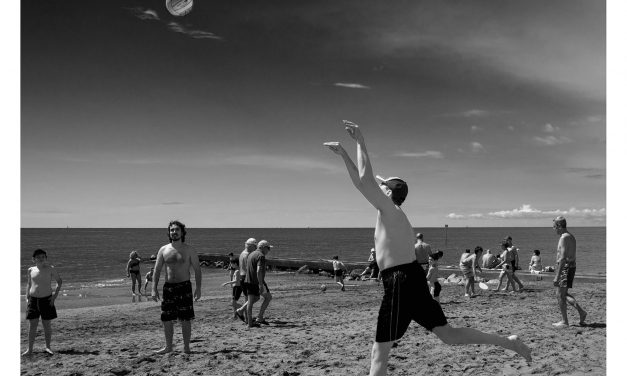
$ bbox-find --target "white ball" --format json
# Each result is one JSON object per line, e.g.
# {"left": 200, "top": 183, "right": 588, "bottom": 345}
{"left": 166, "top": 0, "right": 193, "bottom": 17}
{"left": 320, "top": 284, "right": 327, "bottom": 292}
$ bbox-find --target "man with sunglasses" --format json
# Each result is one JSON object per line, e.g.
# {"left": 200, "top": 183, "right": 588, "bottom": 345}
{"left": 325, "top": 120, "right": 531, "bottom": 375}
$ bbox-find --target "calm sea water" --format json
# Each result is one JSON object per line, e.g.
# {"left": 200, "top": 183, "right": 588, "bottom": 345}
{"left": 20, "top": 227, "right": 605, "bottom": 290}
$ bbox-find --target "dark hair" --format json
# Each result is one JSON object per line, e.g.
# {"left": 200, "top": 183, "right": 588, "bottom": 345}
{"left": 32, "top": 248, "right": 47, "bottom": 258}
{"left": 474, "top": 246, "right": 483, "bottom": 254}
{"left": 432, "top": 250, "right": 444, "bottom": 260}
{"left": 332, "top": 255, "right": 339, "bottom": 260}
{"left": 465, "top": 248, "right": 471, "bottom": 253}
{"left": 228, "top": 252, "right": 234, "bottom": 256}
{"left": 534, "top": 249, "right": 541, "bottom": 256}
{"left": 168, "top": 220, "right": 187, "bottom": 243}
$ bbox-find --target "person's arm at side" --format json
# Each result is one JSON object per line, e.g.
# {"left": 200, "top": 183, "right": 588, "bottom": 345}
{"left": 126, "top": 259, "right": 132, "bottom": 277}
{"left": 257, "top": 256, "right": 266, "bottom": 294}
{"left": 191, "top": 249, "right": 202, "bottom": 301}
{"left": 324, "top": 121, "right": 390, "bottom": 210}
{"left": 554, "top": 238, "right": 566, "bottom": 284}
{"left": 152, "top": 248, "right": 164, "bottom": 301}
{"left": 51, "top": 267, "right": 62, "bottom": 305}
{"left": 25, "top": 268, "right": 32, "bottom": 302}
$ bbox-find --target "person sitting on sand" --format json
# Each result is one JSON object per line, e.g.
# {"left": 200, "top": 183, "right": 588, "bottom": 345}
{"left": 222, "top": 268, "right": 248, "bottom": 320}
{"left": 151, "top": 220, "right": 202, "bottom": 354}
{"left": 126, "top": 250, "right": 142, "bottom": 296}
{"left": 493, "top": 241, "right": 518, "bottom": 292}
{"left": 426, "top": 251, "right": 443, "bottom": 302}
{"left": 459, "top": 247, "right": 483, "bottom": 298}
{"left": 529, "top": 250, "right": 543, "bottom": 280}
{"left": 325, "top": 120, "right": 531, "bottom": 376}
{"left": 244, "top": 240, "right": 274, "bottom": 327}
{"left": 551, "top": 216, "right": 587, "bottom": 328}
{"left": 143, "top": 267, "right": 154, "bottom": 295}
{"left": 322, "top": 255, "right": 347, "bottom": 291}
{"left": 360, "top": 248, "right": 380, "bottom": 281}
{"left": 22, "top": 248, "right": 63, "bottom": 356}
{"left": 481, "top": 249, "right": 498, "bottom": 269}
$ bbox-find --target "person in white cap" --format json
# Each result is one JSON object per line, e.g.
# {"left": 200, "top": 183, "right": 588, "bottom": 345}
{"left": 235, "top": 238, "right": 257, "bottom": 323}
{"left": 552, "top": 216, "right": 587, "bottom": 328}
{"left": 244, "top": 240, "right": 273, "bottom": 327}
{"left": 325, "top": 120, "right": 531, "bottom": 375}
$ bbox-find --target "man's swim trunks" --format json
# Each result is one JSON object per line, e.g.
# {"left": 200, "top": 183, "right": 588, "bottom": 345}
{"left": 555, "top": 262, "right": 576, "bottom": 288}
{"left": 244, "top": 282, "right": 260, "bottom": 296}
{"left": 161, "top": 280, "right": 195, "bottom": 321}
{"left": 333, "top": 269, "right": 343, "bottom": 277}
{"left": 376, "top": 261, "right": 447, "bottom": 343}
{"left": 26, "top": 295, "right": 57, "bottom": 320}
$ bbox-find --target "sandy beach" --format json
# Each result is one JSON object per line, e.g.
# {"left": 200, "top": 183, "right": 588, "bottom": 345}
{"left": 19, "top": 269, "right": 606, "bottom": 375}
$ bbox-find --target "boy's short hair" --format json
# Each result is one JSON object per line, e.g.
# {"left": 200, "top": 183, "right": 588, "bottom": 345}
{"left": 32, "top": 248, "right": 47, "bottom": 258}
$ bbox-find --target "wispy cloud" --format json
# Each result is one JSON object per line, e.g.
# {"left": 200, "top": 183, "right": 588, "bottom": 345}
{"left": 565, "top": 167, "right": 605, "bottom": 179}
{"left": 533, "top": 135, "right": 572, "bottom": 146}
{"left": 470, "top": 125, "right": 483, "bottom": 133}
{"left": 167, "top": 22, "right": 223, "bottom": 40}
{"left": 394, "top": 151, "right": 444, "bottom": 159}
{"left": 333, "top": 83, "right": 371, "bottom": 89}
{"left": 161, "top": 201, "right": 184, "bottom": 206}
{"left": 127, "top": 7, "right": 160, "bottom": 21}
{"left": 224, "top": 155, "right": 343, "bottom": 173}
{"left": 470, "top": 142, "right": 485, "bottom": 153}
{"left": 543, "top": 123, "right": 559, "bottom": 133}
{"left": 446, "top": 204, "right": 606, "bottom": 220}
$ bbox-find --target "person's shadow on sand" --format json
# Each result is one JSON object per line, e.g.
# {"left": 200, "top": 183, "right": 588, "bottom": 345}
{"left": 581, "top": 322, "right": 606, "bottom": 329}
{"left": 57, "top": 349, "right": 100, "bottom": 355}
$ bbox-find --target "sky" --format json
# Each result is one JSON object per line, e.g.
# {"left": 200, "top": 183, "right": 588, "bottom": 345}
{"left": 20, "top": 0, "right": 607, "bottom": 228}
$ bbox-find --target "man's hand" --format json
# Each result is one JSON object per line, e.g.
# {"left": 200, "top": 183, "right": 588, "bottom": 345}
{"left": 194, "top": 289, "right": 201, "bottom": 302}
{"left": 152, "top": 290, "right": 160, "bottom": 302}
{"left": 343, "top": 120, "right": 364, "bottom": 143}
{"left": 51, "top": 295, "right": 57, "bottom": 306}
{"left": 323, "top": 142, "right": 345, "bottom": 155}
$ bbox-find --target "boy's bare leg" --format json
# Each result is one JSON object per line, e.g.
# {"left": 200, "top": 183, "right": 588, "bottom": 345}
{"left": 493, "top": 273, "right": 505, "bottom": 291}
{"left": 42, "top": 319, "right": 53, "bottom": 354}
{"left": 181, "top": 320, "right": 192, "bottom": 354}
{"left": 155, "top": 321, "right": 174, "bottom": 354}
{"left": 432, "top": 324, "right": 531, "bottom": 362}
{"left": 369, "top": 341, "right": 394, "bottom": 376}
{"left": 22, "top": 319, "right": 39, "bottom": 356}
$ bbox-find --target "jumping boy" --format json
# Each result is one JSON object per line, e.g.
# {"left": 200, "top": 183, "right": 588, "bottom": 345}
{"left": 22, "top": 248, "right": 62, "bottom": 356}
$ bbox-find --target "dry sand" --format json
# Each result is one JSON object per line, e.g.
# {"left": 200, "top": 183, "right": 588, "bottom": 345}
{"left": 19, "top": 270, "right": 606, "bottom": 375}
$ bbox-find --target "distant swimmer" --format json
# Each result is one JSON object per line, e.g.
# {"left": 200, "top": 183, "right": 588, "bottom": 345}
{"left": 552, "top": 216, "right": 587, "bottom": 328}
{"left": 22, "top": 249, "right": 63, "bottom": 356}
{"left": 325, "top": 120, "right": 531, "bottom": 375}
{"left": 151, "top": 220, "right": 201, "bottom": 354}
{"left": 126, "top": 250, "right": 143, "bottom": 296}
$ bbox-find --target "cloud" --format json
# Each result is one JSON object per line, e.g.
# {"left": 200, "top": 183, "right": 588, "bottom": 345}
{"left": 394, "top": 151, "right": 444, "bottom": 159}
{"left": 463, "top": 109, "right": 489, "bottom": 118}
{"left": 533, "top": 135, "right": 572, "bottom": 146}
{"left": 333, "top": 83, "right": 371, "bottom": 89}
{"left": 543, "top": 123, "right": 559, "bottom": 133}
{"left": 224, "top": 155, "right": 343, "bottom": 173}
{"left": 167, "top": 22, "right": 223, "bottom": 40}
{"left": 470, "top": 125, "right": 483, "bottom": 133}
{"left": 446, "top": 204, "right": 606, "bottom": 220}
{"left": 161, "top": 201, "right": 184, "bottom": 206}
{"left": 127, "top": 7, "right": 160, "bottom": 21}
{"left": 507, "top": 126, "right": 515, "bottom": 131}
{"left": 470, "top": 142, "right": 485, "bottom": 153}
{"left": 565, "top": 167, "right": 605, "bottom": 179}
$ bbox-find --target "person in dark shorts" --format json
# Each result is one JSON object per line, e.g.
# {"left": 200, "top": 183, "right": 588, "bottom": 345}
{"left": 152, "top": 220, "right": 202, "bottom": 354}
{"left": 235, "top": 238, "right": 258, "bottom": 322}
{"left": 222, "top": 269, "right": 248, "bottom": 320}
{"left": 245, "top": 240, "right": 273, "bottom": 327}
{"left": 325, "top": 121, "right": 531, "bottom": 375}
{"left": 360, "top": 248, "right": 380, "bottom": 281}
{"left": 551, "top": 216, "right": 587, "bottom": 328}
{"left": 321, "top": 255, "right": 347, "bottom": 291}
{"left": 22, "top": 248, "right": 63, "bottom": 356}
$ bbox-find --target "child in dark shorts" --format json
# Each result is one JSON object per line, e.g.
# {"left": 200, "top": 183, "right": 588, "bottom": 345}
{"left": 23, "top": 249, "right": 62, "bottom": 356}
{"left": 222, "top": 269, "right": 248, "bottom": 321}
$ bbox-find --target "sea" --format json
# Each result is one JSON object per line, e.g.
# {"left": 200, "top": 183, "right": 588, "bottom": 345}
{"left": 20, "top": 227, "right": 606, "bottom": 292}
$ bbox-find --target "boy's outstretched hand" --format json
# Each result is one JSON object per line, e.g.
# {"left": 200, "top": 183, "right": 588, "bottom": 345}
{"left": 324, "top": 142, "right": 345, "bottom": 155}
{"left": 342, "top": 120, "right": 364, "bottom": 143}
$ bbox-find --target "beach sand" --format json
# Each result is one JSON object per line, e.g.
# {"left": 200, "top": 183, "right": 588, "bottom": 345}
{"left": 19, "top": 270, "right": 606, "bottom": 375}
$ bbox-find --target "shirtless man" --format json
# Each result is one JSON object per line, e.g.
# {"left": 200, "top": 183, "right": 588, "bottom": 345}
{"left": 414, "top": 233, "right": 432, "bottom": 270}
{"left": 22, "top": 249, "right": 62, "bottom": 356}
{"left": 552, "top": 216, "right": 587, "bottom": 328}
{"left": 325, "top": 121, "right": 531, "bottom": 375}
{"left": 152, "top": 220, "right": 202, "bottom": 354}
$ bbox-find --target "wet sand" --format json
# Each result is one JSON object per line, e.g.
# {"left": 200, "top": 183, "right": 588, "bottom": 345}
{"left": 19, "top": 270, "right": 606, "bottom": 375}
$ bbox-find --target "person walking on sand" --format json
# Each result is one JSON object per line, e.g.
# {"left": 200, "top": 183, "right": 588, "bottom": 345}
{"left": 360, "top": 248, "right": 380, "bottom": 280}
{"left": 144, "top": 267, "right": 154, "bottom": 295}
{"left": 321, "top": 256, "right": 348, "bottom": 291}
{"left": 151, "top": 220, "right": 201, "bottom": 354}
{"left": 552, "top": 216, "right": 587, "bottom": 328}
{"left": 414, "top": 233, "right": 432, "bottom": 271}
{"left": 493, "top": 241, "right": 518, "bottom": 292}
{"left": 22, "top": 249, "right": 62, "bottom": 356}
{"left": 459, "top": 247, "right": 483, "bottom": 297}
{"left": 426, "top": 251, "right": 443, "bottom": 302}
{"left": 324, "top": 120, "right": 531, "bottom": 375}
{"left": 504, "top": 236, "right": 524, "bottom": 291}
{"left": 228, "top": 252, "right": 239, "bottom": 281}
{"left": 235, "top": 238, "right": 257, "bottom": 323}
{"left": 127, "top": 250, "right": 143, "bottom": 296}
{"left": 222, "top": 268, "right": 248, "bottom": 320}
{"left": 244, "top": 240, "right": 273, "bottom": 327}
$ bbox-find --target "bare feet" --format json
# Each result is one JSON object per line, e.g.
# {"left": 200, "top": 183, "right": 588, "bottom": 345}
{"left": 506, "top": 335, "right": 532, "bottom": 363}
{"left": 579, "top": 310, "right": 588, "bottom": 325}
{"left": 44, "top": 348, "right": 54, "bottom": 355}
{"left": 552, "top": 321, "right": 569, "bottom": 328}
{"left": 155, "top": 347, "right": 173, "bottom": 354}
{"left": 21, "top": 349, "right": 33, "bottom": 356}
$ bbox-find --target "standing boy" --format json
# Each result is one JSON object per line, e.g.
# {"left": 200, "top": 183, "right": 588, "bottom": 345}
{"left": 23, "top": 248, "right": 62, "bottom": 356}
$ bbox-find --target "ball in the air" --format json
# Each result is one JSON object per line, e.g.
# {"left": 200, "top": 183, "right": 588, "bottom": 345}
{"left": 320, "top": 284, "right": 327, "bottom": 292}
{"left": 166, "top": 0, "right": 193, "bottom": 17}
